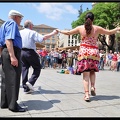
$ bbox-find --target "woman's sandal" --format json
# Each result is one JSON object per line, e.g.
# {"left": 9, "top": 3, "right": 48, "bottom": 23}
{"left": 91, "top": 87, "right": 96, "bottom": 96}
{"left": 84, "top": 91, "right": 90, "bottom": 102}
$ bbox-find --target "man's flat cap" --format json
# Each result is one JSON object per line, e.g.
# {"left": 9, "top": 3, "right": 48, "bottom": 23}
{"left": 8, "top": 10, "right": 24, "bottom": 17}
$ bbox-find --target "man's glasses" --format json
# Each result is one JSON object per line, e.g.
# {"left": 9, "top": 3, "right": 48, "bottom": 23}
{"left": 16, "top": 16, "right": 23, "bottom": 20}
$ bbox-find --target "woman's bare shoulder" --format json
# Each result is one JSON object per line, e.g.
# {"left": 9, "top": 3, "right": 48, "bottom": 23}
{"left": 93, "top": 25, "right": 102, "bottom": 29}
{"left": 75, "top": 25, "right": 85, "bottom": 32}
{"left": 76, "top": 25, "right": 84, "bottom": 29}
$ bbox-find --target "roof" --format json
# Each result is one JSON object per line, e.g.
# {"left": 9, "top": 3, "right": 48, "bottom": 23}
{"left": 33, "top": 24, "right": 57, "bottom": 29}
{"left": 0, "top": 19, "right": 5, "bottom": 23}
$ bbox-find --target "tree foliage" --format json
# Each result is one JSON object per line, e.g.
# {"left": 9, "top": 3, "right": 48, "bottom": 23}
{"left": 71, "top": 2, "right": 120, "bottom": 51}
{"left": 78, "top": 4, "right": 83, "bottom": 18}
{"left": 72, "top": 2, "right": 119, "bottom": 29}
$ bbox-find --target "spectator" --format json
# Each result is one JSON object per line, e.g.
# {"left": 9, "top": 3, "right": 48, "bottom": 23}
{"left": 0, "top": 10, "right": 26, "bottom": 112}
{"left": 117, "top": 52, "right": 120, "bottom": 71}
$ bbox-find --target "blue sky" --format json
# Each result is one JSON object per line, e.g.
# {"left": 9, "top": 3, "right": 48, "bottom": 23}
{"left": 0, "top": 2, "right": 93, "bottom": 30}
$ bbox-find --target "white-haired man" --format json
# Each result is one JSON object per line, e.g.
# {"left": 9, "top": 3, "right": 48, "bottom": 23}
{"left": 0, "top": 10, "right": 26, "bottom": 112}
{"left": 20, "top": 20, "right": 58, "bottom": 94}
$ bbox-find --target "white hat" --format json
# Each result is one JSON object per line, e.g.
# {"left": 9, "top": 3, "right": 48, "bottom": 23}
{"left": 8, "top": 10, "right": 24, "bottom": 17}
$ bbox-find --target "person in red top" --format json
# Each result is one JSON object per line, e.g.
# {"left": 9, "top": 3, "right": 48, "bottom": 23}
{"left": 41, "top": 48, "right": 48, "bottom": 69}
{"left": 110, "top": 52, "right": 118, "bottom": 71}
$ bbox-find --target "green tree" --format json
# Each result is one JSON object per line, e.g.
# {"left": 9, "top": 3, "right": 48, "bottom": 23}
{"left": 92, "top": 2, "right": 118, "bottom": 29}
{"left": 78, "top": 4, "right": 83, "bottom": 18}
{"left": 71, "top": 2, "right": 120, "bottom": 51}
{"left": 86, "top": 8, "right": 89, "bottom": 11}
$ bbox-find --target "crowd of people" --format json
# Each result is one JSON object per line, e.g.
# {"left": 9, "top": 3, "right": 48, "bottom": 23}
{"left": 36, "top": 47, "right": 79, "bottom": 70}
{"left": 99, "top": 49, "right": 120, "bottom": 72}
{"left": 36, "top": 47, "right": 120, "bottom": 73}
{"left": 0, "top": 9, "right": 120, "bottom": 113}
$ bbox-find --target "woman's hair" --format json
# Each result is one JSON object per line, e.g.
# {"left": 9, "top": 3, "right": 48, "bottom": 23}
{"left": 84, "top": 12, "right": 94, "bottom": 35}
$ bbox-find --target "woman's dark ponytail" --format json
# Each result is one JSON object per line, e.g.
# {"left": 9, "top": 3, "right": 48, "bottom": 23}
{"left": 84, "top": 12, "right": 94, "bottom": 35}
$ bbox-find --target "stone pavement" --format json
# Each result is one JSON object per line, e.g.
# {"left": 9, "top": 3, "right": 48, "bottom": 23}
{"left": 0, "top": 66, "right": 120, "bottom": 117}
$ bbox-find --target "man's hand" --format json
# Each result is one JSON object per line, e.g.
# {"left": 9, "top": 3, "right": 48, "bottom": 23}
{"left": 10, "top": 56, "right": 18, "bottom": 67}
{"left": 56, "top": 29, "right": 61, "bottom": 33}
{"left": 53, "top": 29, "right": 59, "bottom": 34}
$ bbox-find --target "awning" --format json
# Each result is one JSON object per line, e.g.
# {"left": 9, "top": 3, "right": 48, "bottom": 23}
{"left": 36, "top": 42, "right": 45, "bottom": 49}
{"left": 58, "top": 45, "right": 80, "bottom": 51}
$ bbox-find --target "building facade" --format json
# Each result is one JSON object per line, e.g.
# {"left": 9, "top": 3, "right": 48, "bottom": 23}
{"left": 0, "top": 19, "right": 59, "bottom": 50}
{"left": 0, "top": 19, "right": 5, "bottom": 26}
{"left": 0, "top": 18, "right": 81, "bottom": 51}
{"left": 0, "top": 18, "right": 23, "bottom": 30}
{"left": 59, "top": 29, "right": 80, "bottom": 48}
{"left": 92, "top": 2, "right": 97, "bottom": 7}
{"left": 33, "top": 24, "right": 59, "bottom": 50}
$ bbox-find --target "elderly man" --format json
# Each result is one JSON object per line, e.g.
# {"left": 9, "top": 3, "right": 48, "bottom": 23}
{"left": 0, "top": 10, "right": 26, "bottom": 112}
{"left": 20, "top": 20, "right": 58, "bottom": 93}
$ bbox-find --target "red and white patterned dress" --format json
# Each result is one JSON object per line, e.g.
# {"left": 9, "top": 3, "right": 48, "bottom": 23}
{"left": 77, "top": 36, "right": 100, "bottom": 73}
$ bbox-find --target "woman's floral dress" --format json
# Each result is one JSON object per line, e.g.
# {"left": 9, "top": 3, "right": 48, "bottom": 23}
{"left": 77, "top": 36, "right": 100, "bottom": 73}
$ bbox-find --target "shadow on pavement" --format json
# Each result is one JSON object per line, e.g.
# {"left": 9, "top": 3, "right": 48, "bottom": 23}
{"left": 32, "top": 87, "right": 84, "bottom": 95}
{"left": 21, "top": 99, "right": 61, "bottom": 111}
{"left": 91, "top": 95, "right": 120, "bottom": 101}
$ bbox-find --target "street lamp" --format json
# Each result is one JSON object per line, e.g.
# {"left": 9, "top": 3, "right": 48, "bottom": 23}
{"left": 115, "top": 18, "right": 120, "bottom": 52}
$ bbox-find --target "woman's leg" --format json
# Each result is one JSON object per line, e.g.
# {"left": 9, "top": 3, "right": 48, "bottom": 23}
{"left": 90, "top": 71, "right": 96, "bottom": 96}
{"left": 90, "top": 71, "right": 95, "bottom": 87}
{"left": 83, "top": 72, "right": 90, "bottom": 101}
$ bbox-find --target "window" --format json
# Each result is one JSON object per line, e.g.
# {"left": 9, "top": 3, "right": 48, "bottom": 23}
{"left": 68, "top": 35, "right": 70, "bottom": 39}
{"left": 42, "top": 29, "right": 45, "bottom": 32}
{"left": 52, "top": 39, "right": 55, "bottom": 43}
{"left": 36, "top": 29, "right": 39, "bottom": 32}
{"left": 75, "top": 40, "right": 77, "bottom": 44}
{"left": 51, "top": 45, "right": 55, "bottom": 48}
{"left": 45, "top": 39, "right": 50, "bottom": 43}
{"left": 47, "top": 29, "right": 50, "bottom": 33}
{"left": 71, "top": 40, "right": 74, "bottom": 44}
{"left": 72, "top": 35, "right": 74, "bottom": 39}
{"left": 46, "top": 45, "right": 50, "bottom": 49}
{"left": 68, "top": 40, "right": 70, "bottom": 43}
